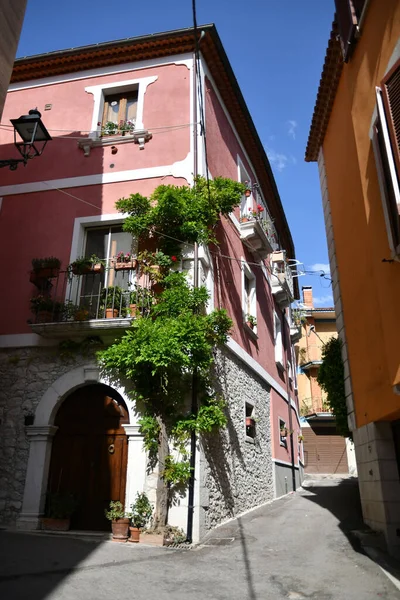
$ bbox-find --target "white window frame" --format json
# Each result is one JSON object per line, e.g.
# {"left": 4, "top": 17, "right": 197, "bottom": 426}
{"left": 237, "top": 156, "right": 252, "bottom": 218}
{"left": 371, "top": 87, "right": 400, "bottom": 258}
{"left": 85, "top": 75, "right": 158, "bottom": 140}
{"left": 242, "top": 259, "right": 257, "bottom": 333}
{"left": 245, "top": 401, "right": 256, "bottom": 442}
{"left": 274, "top": 311, "right": 284, "bottom": 369}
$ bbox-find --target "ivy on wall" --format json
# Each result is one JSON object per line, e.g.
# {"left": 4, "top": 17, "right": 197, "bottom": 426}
{"left": 317, "top": 336, "right": 351, "bottom": 438}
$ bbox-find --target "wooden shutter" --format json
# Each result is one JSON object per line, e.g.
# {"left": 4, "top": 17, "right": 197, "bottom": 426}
{"left": 334, "top": 0, "right": 366, "bottom": 62}
{"left": 382, "top": 59, "right": 400, "bottom": 183}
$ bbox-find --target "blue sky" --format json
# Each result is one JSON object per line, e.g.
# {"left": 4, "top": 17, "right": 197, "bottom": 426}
{"left": 17, "top": 0, "right": 335, "bottom": 306}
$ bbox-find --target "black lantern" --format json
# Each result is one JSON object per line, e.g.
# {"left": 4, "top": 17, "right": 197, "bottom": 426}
{"left": 0, "top": 109, "right": 52, "bottom": 171}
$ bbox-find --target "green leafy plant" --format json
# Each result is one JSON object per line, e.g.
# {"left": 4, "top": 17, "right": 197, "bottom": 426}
{"left": 98, "top": 178, "right": 242, "bottom": 528}
{"left": 100, "top": 286, "right": 126, "bottom": 311}
{"left": 105, "top": 500, "right": 126, "bottom": 521}
{"left": 31, "top": 257, "right": 61, "bottom": 271}
{"left": 30, "top": 295, "right": 63, "bottom": 315}
{"left": 245, "top": 314, "right": 257, "bottom": 327}
{"left": 102, "top": 121, "right": 118, "bottom": 136}
{"left": 45, "top": 492, "right": 78, "bottom": 519}
{"left": 317, "top": 336, "right": 351, "bottom": 438}
{"left": 129, "top": 492, "right": 153, "bottom": 529}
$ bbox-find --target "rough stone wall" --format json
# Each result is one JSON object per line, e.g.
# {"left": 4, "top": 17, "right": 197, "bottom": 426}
{"left": 0, "top": 346, "right": 92, "bottom": 526}
{"left": 199, "top": 347, "right": 274, "bottom": 533}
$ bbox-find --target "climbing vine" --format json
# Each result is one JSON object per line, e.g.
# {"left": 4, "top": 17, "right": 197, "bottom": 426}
{"left": 98, "top": 177, "right": 245, "bottom": 528}
{"left": 317, "top": 336, "right": 351, "bottom": 438}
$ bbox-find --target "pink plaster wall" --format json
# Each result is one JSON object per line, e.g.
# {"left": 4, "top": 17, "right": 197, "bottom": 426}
{"left": 0, "top": 63, "right": 190, "bottom": 186}
{"left": 270, "top": 390, "right": 302, "bottom": 465}
{"left": 0, "top": 176, "right": 187, "bottom": 335}
{"left": 205, "top": 77, "right": 293, "bottom": 388}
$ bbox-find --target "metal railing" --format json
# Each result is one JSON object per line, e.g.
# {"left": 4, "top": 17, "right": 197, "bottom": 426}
{"left": 30, "top": 267, "right": 154, "bottom": 325}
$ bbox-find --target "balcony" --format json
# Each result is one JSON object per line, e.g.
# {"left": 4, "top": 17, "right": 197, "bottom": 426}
{"left": 270, "top": 251, "right": 294, "bottom": 309}
{"left": 29, "top": 266, "right": 153, "bottom": 341}
{"left": 239, "top": 213, "right": 278, "bottom": 259}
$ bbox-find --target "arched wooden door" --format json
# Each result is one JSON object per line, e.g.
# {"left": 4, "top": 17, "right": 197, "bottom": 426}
{"left": 48, "top": 384, "right": 129, "bottom": 531}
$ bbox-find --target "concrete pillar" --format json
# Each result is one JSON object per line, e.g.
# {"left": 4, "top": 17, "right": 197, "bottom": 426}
{"left": 18, "top": 425, "right": 58, "bottom": 530}
{"left": 122, "top": 425, "right": 146, "bottom": 513}
{"left": 354, "top": 421, "right": 400, "bottom": 557}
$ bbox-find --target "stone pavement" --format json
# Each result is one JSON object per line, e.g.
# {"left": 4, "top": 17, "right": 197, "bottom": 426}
{"left": 1, "top": 477, "right": 399, "bottom": 600}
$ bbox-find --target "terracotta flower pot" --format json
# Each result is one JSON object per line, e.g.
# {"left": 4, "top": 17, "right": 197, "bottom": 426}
{"left": 111, "top": 518, "right": 130, "bottom": 542}
{"left": 280, "top": 428, "right": 288, "bottom": 438}
{"left": 41, "top": 517, "right": 70, "bottom": 531}
{"left": 128, "top": 526, "right": 141, "bottom": 543}
{"left": 36, "top": 310, "right": 54, "bottom": 324}
{"left": 129, "top": 304, "right": 137, "bottom": 317}
{"left": 30, "top": 267, "right": 60, "bottom": 285}
{"left": 114, "top": 259, "right": 137, "bottom": 271}
{"left": 246, "top": 321, "right": 254, "bottom": 330}
{"left": 74, "top": 309, "right": 89, "bottom": 321}
{"left": 245, "top": 417, "right": 255, "bottom": 428}
{"left": 92, "top": 263, "right": 104, "bottom": 273}
{"left": 105, "top": 308, "right": 119, "bottom": 319}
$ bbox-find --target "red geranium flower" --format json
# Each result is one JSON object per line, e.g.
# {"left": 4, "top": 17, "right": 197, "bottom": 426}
{"left": 171, "top": 256, "right": 177, "bottom": 262}
{"left": 257, "top": 204, "right": 264, "bottom": 212}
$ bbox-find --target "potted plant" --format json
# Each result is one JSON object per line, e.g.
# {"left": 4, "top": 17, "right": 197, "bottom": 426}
{"left": 105, "top": 500, "right": 129, "bottom": 542}
{"left": 298, "top": 434, "right": 304, "bottom": 442}
{"left": 30, "top": 257, "right": 62, "bottom": 285}
{"left": 30, "top": 295, "right": 63, "bottom": 323}
{"left": 128, "top": 492, "right": 153, "bottom": 543}
{"left": 245, "top": 416, "right": 255, "bottom": 428}
{"left": 100, "top": 286, "right": 125, "bottom": 318}
{"left": 69, "top": 255, "right": 105, "bottom": 275}
{"left": 280, "top": 427, "right": 288, "bottom": 438}
{"left": 245, "top": 314, "right": 257, "bottom": 330}
{"left": 101, "top": 121, "right": 118, "bottom": 137}
{"left": 129, "top": 284, "right": 153, "bottom": 317}
{"left": 118, "top": 119, "right": 135, "bottom": 136}
{"left": 113, "top": 251, "right": 137, "bottom": 271}
{"left": 41, "top": 492, "right": 78, "bottom": 531}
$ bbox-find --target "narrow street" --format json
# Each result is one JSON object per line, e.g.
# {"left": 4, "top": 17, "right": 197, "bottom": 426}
{"left": 1, "top": 478, "right": 399, "bottom": 600}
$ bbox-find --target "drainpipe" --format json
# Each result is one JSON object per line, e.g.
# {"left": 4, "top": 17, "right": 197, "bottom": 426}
{"left": 186, "top": 49, "right": 199, "bottom": 543}
{"left": 285, "top": 316, "right": 297, "bottom": 492}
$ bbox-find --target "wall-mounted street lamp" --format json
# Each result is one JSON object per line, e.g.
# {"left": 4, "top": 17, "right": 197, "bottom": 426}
{"left": 0, "top": 109, "right": 52, "bottom": 171}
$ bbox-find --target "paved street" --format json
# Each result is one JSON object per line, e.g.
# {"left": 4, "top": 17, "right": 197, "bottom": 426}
{"left": 1, "top": 478, "right": 399, "bottom": 600}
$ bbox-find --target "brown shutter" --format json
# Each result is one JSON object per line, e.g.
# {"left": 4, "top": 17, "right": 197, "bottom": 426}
{"left": 334, "top": 0, "right": 366, "bottom": 62}
{"left": 382, "top": 59, "right": 400, "bottom": 185}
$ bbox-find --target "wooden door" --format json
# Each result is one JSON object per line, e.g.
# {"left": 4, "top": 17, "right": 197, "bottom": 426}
{"left": 48, "top": 384, "right": 129, "bottom": 531}
{"left": 303, "top": 426, "right": 348, "bottom": 474}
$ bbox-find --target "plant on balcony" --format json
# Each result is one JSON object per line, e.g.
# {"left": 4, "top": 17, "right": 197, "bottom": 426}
{"left": 69, "top": 255, "right": 105, "bottom": 275}
{"left": 113, "top": 251, "right": 137, "bottom": 271}
{"left": 119, "top": 119, "right": 135, "bottom": 135}
{"left": 30, "top": 257, "right": 62, "bottom": 286}
{"left": 101, "top": 121, "right": 119, "bottom": 136}
{"left": 30, "top": 295, "right": 63, "bottom": 323}
{"left": 100, "top": 286, "right": 126, "bottom": 319}
{"left": 98, "top": 177, "right": 244, "bottom": 529}
{"left": 245, "top": 314, "right": 257, "bottom": 329}
{"left": 129, "top": 284, "right": 153, "bottom": 317}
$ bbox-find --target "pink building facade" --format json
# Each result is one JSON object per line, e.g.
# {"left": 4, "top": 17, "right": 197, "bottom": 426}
{"left": 0, "top": 26, "right": 302, "bottom": 540}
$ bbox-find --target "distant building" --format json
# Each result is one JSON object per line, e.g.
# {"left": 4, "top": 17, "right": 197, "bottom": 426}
{"left": 295, "top": 286, "right": 356, "bottom": 475}
{"left": 306, "top": 0, "right": 400, "bottom": 556}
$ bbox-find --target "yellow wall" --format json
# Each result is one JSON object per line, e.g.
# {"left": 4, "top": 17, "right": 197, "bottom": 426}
{"left": 322, "top": 0, "right": 400, "bottom": 426}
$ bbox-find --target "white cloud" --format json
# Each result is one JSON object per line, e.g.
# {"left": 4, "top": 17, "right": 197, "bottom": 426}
{"left": 309, "top": 263, "right": 331, "bottom": 274}
{"left": 313, "top": 294, "right": 334, "bottom": 307}
{"left": 267, "top": 147, "right": 288, "bottom": 172}
{"left": 287, "top": 120, "right": 298, "bottom": 140}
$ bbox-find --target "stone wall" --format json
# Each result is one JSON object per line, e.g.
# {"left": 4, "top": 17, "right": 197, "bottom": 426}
{"left": 0, "top": 346, "right": 92, "bottom": 526}
{"left": 198, "top": 347, "right": 274, "bottom": 535}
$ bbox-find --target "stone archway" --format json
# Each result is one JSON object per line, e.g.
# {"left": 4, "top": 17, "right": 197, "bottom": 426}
{"left": 18, "top": 364, "right": 146, "bottom": 531}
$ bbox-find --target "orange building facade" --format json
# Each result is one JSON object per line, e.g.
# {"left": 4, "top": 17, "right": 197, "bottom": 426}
{"left": 306, "top": 0, "right": 400, "bottom": 556}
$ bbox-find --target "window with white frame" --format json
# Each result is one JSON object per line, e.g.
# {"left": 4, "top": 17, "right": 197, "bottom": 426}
{"left": 238, "top": 157, "right": 252, "bottom": 218}
{"left": 70, "top": 225, "right": 134, "bottom": 317}
{"left": 242, "top": 261, "right": 257, "bottom": 331}
{"left": 245, "top": 402, "right": 256, "bottom": 440}
{"left": 85, "top": 75, "right": 157, "bottom": 140}
{"left": 372, "top": 58, "right": 400, "bottom": 258}
{"left": 274, "top": 311, "right": 284, "bottom": 367}
{"left": 279, "top": 418, "right": 287, "bottom": 447}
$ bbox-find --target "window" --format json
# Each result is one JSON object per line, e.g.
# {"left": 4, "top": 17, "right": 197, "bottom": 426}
{"left": 372, "top": 60, "right": 400, "bottom": 258}
{"left": 238, "top": 158, "right": 252, "bottom": 217}
{"left": 242, "top": 261, "right": 257, "bottom": 332}
{"left": 274, "top": 311, "right": 284, "bottom": 368}
{"left": 279, "top": 418, "right": 287, "bottom": 447}
{"left": 73, "top": 225, "right": 134, "bottom": 317}
{"left": 245, "top": 402, "right": 256, "bottom": 440}
{"left": 102, "top": 90, "right": 138, "bottom": 133}
{"left": 334, "top": 0, "right": 367, "bottom": 62}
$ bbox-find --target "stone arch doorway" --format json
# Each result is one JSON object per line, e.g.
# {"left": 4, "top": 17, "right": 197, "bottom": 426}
{"left": 47, "top": 384, "right": 129, "bottom": 531}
